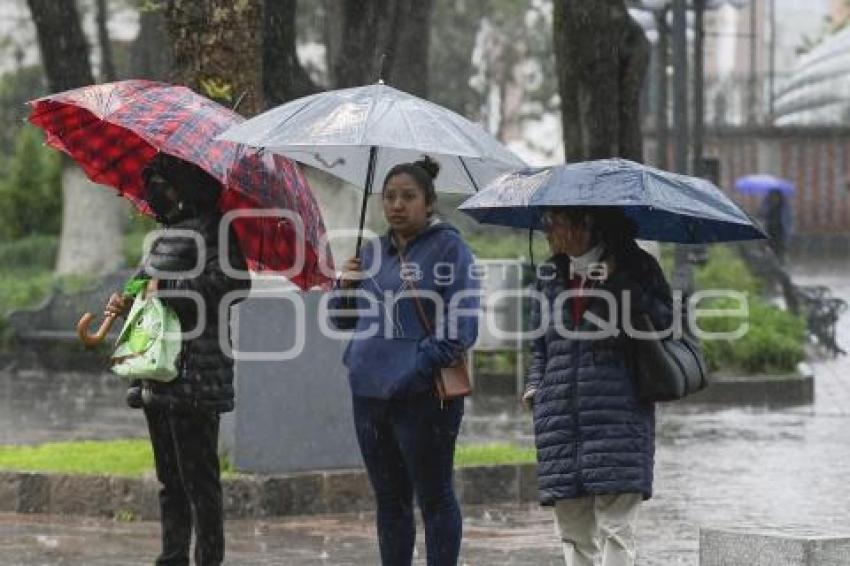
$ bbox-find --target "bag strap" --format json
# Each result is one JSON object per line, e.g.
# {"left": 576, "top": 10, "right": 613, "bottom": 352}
{"left": 396, "top": 242, "right": 435, "bottom": 336}
{"left": 397, "top": 239, "right": 468, "bottom": 373}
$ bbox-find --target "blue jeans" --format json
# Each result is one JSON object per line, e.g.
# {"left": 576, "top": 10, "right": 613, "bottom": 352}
{"left": 352, "top": 393, "right": 464, "bottom": 566}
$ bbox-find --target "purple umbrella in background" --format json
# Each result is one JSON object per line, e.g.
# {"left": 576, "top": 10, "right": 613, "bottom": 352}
{"left": 735, "top": 174, "right": 795, "bottom": 196}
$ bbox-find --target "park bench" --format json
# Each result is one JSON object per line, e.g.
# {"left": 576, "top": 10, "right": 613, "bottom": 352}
{"left": 5, "top": 269, "right": 134, "bottom": 345}
{"left": 735, "top": 243, "right": 846, "bottom": 357}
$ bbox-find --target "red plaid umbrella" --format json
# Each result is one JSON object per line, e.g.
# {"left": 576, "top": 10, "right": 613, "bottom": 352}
{"left": 28, "top": 80, "right": 333, "bottom": 290}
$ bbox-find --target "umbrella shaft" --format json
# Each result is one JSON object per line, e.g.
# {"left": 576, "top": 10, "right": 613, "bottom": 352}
{"left": 355, "top": 146, "right": 379, "bottom": 257}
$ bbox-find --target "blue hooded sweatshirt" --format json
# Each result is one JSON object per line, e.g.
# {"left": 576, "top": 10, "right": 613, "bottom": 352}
{"left": 328, "top": 219, "right": 480, "bottom": 398}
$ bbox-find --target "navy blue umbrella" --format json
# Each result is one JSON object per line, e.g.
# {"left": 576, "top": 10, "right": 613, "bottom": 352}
{"left": 457, "top": 159, "right": 766, "bottom": 243}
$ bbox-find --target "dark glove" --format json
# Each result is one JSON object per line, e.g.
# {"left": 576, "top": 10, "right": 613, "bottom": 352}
{"left": 125, "top": 380, "right": 143, "bottom": 409}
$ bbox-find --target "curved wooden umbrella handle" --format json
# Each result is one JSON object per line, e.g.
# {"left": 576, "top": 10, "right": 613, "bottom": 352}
{"left": 77, "top": 312, "right": 118, "bottom": 347}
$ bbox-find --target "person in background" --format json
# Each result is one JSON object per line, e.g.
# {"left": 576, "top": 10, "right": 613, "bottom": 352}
{"left": 759, "top": 188, "right": 793, "bottom": 264}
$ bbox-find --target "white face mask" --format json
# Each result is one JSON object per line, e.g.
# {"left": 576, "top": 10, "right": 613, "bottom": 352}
{"left": 569, "top": 242, "right": 605, "bottom": 280}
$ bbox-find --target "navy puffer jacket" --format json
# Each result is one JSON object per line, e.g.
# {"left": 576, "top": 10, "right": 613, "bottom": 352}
{"left": 526, "top": 242, "right": 673, "bottom": 504}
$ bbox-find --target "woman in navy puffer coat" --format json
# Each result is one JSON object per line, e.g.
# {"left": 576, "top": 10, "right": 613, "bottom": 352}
{"left": 523, "top": 206, "right": 673, "bottom": 566}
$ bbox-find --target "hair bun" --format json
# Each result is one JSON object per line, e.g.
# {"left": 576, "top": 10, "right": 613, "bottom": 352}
{"left": 414, "top": 155, "right": 440, "bottom": 180}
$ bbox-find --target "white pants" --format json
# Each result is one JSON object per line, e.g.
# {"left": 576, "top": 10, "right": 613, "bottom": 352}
{"left": 553, "top": 493, "right": 642, "bottom": 566}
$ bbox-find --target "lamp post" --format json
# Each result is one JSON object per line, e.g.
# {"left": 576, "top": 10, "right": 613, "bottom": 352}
{"left": 748, "top": 0, "right": 758, "bottom": 123}
{"left": 634, "top": 0, "right": 749, "bottom": 290}
{"left": 635, "top": 0, "right": 672, "bottom": 169}
{"left": 693, "top": 0, "right": 705, "bottom": 176}
{"left": 656, "top": 9, "right": 670, "bottom": 170}
{"left": 672, "top": 0, "right": 689, "bottom": 177}
{"left": 769, "top": 0, "right": 776, "bottom": 117}
{"left": 670, "top": 0, "right": 694, "bottom": 293}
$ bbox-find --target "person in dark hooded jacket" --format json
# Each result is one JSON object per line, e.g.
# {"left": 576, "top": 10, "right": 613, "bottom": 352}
{"left": 106, "top": 153, "right": 250, "bottom": 566}
{"left": 522, "top": 206, "right": 673, "bottom": 566}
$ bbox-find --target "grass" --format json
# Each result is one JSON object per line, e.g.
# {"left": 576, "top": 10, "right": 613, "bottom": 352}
{"left": 0, "top": 439, "right": 153, "bottom": 477}
{"left": 0, "top": 439, "right": 536, "bottom": 476}
{"left": 454, "top": 442, "right": 537, "bottom": 467}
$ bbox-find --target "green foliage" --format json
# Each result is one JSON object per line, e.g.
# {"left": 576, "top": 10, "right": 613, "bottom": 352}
{"left": 0, "top": 66, "right": 47, "bottom": 157}
{"left": 0, "top": 124, "right": 63, "bottom": 241}
{"left": 0, "top": 235, "right": 58, "bottom": 271}
{"left": 199, "top": 76, "right": 233, "bottom": 104}
{"left": 114, "top": 509, "right": 140, "bottom": 522}
{"left": 694, "top": 246, "right": 806, "bottom": 375}
{"left": 0, "top": 271, "right": 97, "bottom": 317}
{"left": 219, "top": 451, "right": 234, "bottom": 475}
{"left": 0, "top": 271, "right": 55, "bottom": 319}
{"left": 475, "top": 350, "right": 519, "bottom": 376}
{"left": 695, "top": 245, "right": 761, "bottom": 295}
{"left": 123, "top": 213, "right": 158, "bottom": 266}
{"left": 138, "top": 0, "right": 165, "bottom": 13}
{"left": 698, "top": 296, "right": 807, "bottom": 375}
{"left": 658, "top": 244, "right": 674, "bottom": 280}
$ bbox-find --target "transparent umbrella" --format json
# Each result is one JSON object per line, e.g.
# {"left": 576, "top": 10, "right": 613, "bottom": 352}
{"left": 217, "top": 81, "right": 525, "bottom": 251}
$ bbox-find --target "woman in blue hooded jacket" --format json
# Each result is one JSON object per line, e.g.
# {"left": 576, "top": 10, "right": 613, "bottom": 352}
{"left": 328, "top": 156, "right": 479, "bottom": 566}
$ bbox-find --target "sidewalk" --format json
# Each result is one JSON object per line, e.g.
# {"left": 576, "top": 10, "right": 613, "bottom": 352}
{"left": 0, "top": 505, "right": 564, "bottom": 566}
{"left": 3, "top": 502, "right": 698, "bottom": 566}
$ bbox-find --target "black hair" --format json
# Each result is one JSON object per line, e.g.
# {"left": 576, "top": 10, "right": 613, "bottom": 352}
{"left": 382, "top": 155, "right": 440, "bottom": 210}
{"left": 549, "top": 206, "right": 637, "bottom": 253}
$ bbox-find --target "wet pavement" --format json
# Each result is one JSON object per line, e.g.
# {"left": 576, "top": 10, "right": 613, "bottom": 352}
{"left": 3, "top": 266, "right": 850, "bottom": 564}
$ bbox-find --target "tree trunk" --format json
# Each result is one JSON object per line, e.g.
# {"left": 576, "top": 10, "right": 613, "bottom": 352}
{"left": 429, "top": 0, "right": 489, "bottom": 117}
{"left": 263, "top": 0, "right": 318, "bottom": 107}
{"left": 553, "top": 0, "right": 649, "bottom": 162}
{"left": 620, "top": 13, "right": 649, "bottom": 162}
{"left": 383, "top": 0, "right": 432, "bottom": 97}
{"left": 329, "top": 0, "right": 384, "bottom": 87}
{"left": 95, "top": 0, "right": 117, "bottom": 82}
{"left": 27, "top": 0, "right": 128, "bottom": 277}
{"left": 164, "top": 0, "right": 264, "bottom": 116}
{"left": 27, "top": 0, "right": 93, "bottom": 93}
{"left": 327, "top": 0, "right": 433, "bottom": 96}
{"left": 55, "top": 168, "right": 128, "bottom": 275}
{"left": 322, "top": 0, "right": 344, "bottom": 86}
{"left": 130, "top": 2, "right": 171, "bottom": 80}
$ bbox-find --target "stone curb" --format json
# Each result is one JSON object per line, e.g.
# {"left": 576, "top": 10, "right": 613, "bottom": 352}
{"left": 0, "top": 463, "right": 539, "bottom": 521}
{"left": 684, "top": 365, "right": 815, "bottom": 407}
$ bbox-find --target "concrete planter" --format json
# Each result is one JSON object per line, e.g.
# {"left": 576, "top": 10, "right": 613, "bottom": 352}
{"left": 0, "top": 463, "right": 540, "bottom": 520}
{"left": 700, "top": 527, "right": 850, "bottom": 565}
{"left": 685, "top": 365, "right": 814, "bottom": 407}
